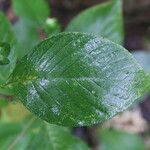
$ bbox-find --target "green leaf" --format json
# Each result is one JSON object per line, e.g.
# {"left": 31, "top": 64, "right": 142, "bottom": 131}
{"left": 12, "top": 0, "right": 49, "bottom": 26}
{"left": 13, "top": 20, "right": 40, "bottom": 59}
{"left": 133, "top": 51, "right": 150, "bottom": 73}
{"left": 0, "top": 12, "right": 17, "bottom": 85}
{"left": 0, "top": 118, "right": 89, "bottom": 150}
{"left": 99, "top": 129, "right": 146, "bottom": 150}
{"left": 66, "top": 0, "right": 124, "bottom": 44}
{"left": 6, "top": 32, "right": 150, "bottom": 126}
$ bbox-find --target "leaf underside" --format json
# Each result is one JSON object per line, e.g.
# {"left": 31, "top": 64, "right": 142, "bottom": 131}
{"left": 7, "top": 32, "right": 150, "bottom": 126}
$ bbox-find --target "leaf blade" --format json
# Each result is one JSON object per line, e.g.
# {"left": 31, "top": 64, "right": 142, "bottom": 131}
{"left": 7, "top": 32, "right": 150, "bottom": 126}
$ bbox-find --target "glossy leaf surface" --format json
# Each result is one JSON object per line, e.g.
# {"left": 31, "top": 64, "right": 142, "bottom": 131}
{"left": 6, "top": 32, "right": 150, "bottom": 126}
{"left": 0, "top": 118, "right": 89, "bottom": 150}
{"left": 66, "top": 0, "right": 123, "bottom": 44}
{"left": 99, "top": 129, "right": 146, "bottom": 150}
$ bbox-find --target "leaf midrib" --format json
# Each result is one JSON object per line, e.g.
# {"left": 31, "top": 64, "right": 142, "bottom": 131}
{"left": 6, "top": 76, "right": 107, "bottom": 86}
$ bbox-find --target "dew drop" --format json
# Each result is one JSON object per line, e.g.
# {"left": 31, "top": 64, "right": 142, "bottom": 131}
{"left": 77, "top": 39, "right": 81, "bottom": 43}
{"left": 73, "top": 42, "right": 76, "bottom": 47}
{"left": 51, "top": 104, "right": 60, "bottom": 115}
{"left": 92, "top": 90, "right": 96, "bottom": 94}
{"left": 95, "top": 110, "right": 104, "bottom": 116}
{"left": 78, "top": 121, "right": 84, "bottom": 126}
{"left": 39, "top": 79, "right": 49, "bottom": 87}
{"left": 73, "top": 82, "right": 78, "bottom": 86}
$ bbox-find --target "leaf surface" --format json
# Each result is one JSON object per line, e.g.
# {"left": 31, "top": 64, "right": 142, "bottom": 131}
{"left": 66, "top": 0, "right": 124, "bottom": 44}
{"left": 7, "top": 32, "right": 150, "bottom": 126}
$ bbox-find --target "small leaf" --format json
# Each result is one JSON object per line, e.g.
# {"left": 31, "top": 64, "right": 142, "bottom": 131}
{"left": 99, "top": 129, "right": 146, "bottom": 150}
{"left": 0, "top": 12, "right": 17, "bottom": 85}
{"left": 66, "top": 0, "right": 124, "bottom": 44}
{"left": 12, "top": 0, "right": 50, "bottom": 26}
{"left": 6, "top": 32, "right": 150, "bottom": 126}
{"left": 0, "top": 118, "right": 89, "bottom": 150}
